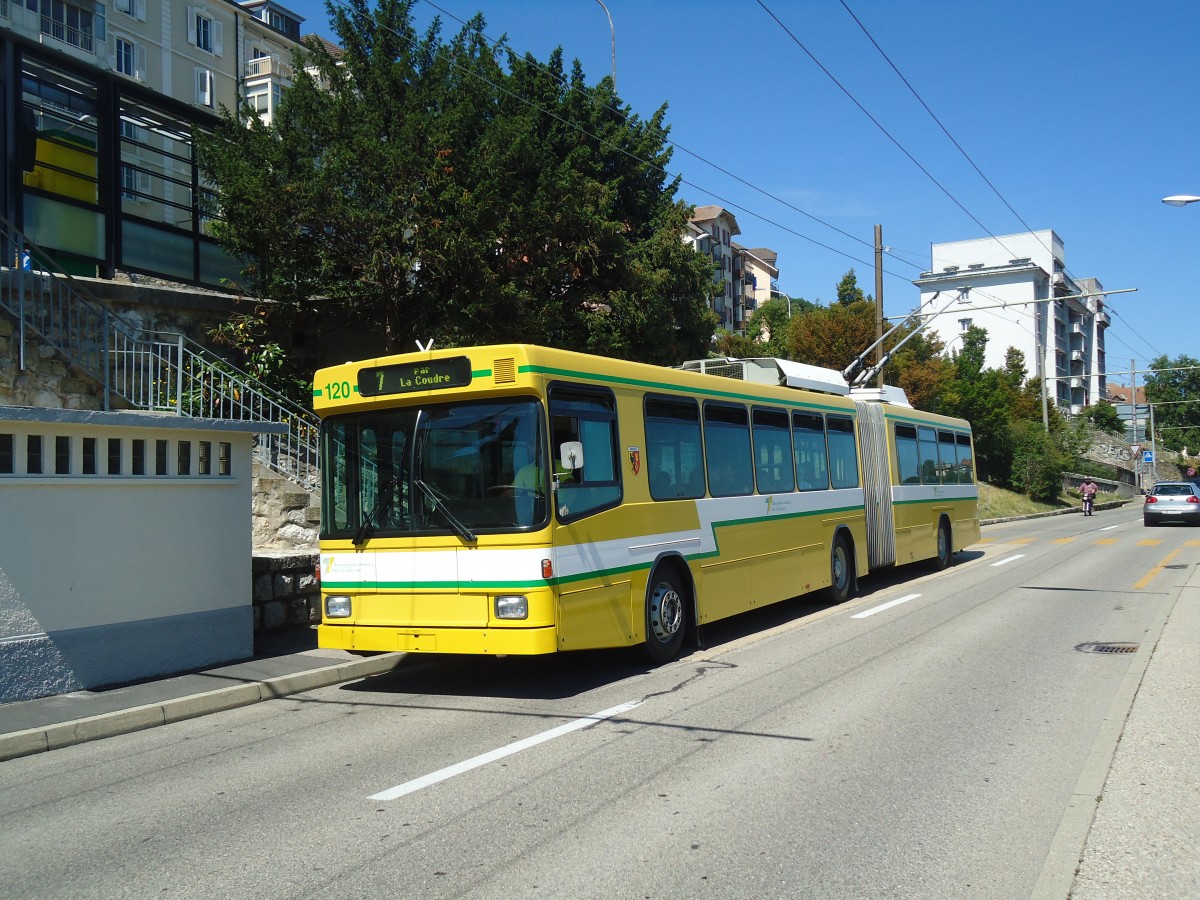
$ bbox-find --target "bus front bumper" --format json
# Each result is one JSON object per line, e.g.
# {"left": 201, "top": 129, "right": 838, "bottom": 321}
{"left": 318, "top": 623, "right": 559, "bottom": 656}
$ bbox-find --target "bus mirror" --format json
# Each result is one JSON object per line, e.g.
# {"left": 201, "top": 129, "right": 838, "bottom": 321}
{"left": 560, "top": 441, "right": 583, "bottom": 470}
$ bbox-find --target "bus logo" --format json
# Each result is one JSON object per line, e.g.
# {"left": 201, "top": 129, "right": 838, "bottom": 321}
{"left": 627, "top": 447, "right": 641, "bottom": 476}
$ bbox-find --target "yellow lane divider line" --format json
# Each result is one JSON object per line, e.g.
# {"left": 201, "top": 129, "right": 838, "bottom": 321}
{"left": 1094, "top": 538, "right": 1119, "bottom": 545}
{"left": 1051, "top": 537, "right": 1076, "bottom": 544}
{"left": 1133, "top": 547, "right": 1184, "bottom": 591}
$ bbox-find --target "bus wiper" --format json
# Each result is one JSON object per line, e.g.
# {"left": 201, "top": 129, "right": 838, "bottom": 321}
{"left": 353, "top": 490, "right": 394, "bottom": 546}
{"left": 415, "top": 479, "right": 477, "bottom": 544}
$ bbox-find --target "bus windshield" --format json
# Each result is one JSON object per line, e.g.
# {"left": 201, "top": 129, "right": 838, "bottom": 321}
{"left": 320, "top": 398, "right": 548, "bottom": 540}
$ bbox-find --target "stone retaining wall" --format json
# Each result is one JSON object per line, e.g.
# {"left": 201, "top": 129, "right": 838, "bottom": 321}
{"left": 253, "top": 554, "right": 321, "bottom": 632}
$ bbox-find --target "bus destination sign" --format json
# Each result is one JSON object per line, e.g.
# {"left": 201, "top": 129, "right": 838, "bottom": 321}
{"left": 358, "top": 357, "right": 473, "bottom": 396}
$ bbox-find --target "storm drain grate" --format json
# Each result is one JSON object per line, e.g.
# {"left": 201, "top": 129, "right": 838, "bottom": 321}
{"left": 1075, "top": 641, "right": 1140, "bottom": 655}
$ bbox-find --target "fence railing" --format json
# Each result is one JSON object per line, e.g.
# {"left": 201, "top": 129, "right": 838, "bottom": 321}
{"left": 0, "top": 214, "right": 319, "bottom": 489}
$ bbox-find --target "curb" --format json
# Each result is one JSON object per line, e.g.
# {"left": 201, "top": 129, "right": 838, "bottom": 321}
{"left": 0, "top": 653, "right": 404, "bottom": 763}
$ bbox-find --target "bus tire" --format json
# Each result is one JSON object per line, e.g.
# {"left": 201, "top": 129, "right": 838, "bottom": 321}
{"left": 825, "top": 534, "right": 853, "bottom": 605}
{"left": 931, "top": 519, "right": 952, "bottom": 571}
{"left": 644, "top": 568, "right": 688, "bottom": 665}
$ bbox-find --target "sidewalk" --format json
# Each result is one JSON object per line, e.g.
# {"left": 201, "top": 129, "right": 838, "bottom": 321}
{"left": 0, "top": 628, "right": 401, "bottom": 762}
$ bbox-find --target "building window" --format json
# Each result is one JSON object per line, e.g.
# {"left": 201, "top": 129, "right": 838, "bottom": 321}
{"left": 40, "top": 0, "right": 99, "bottom": 52}
{"left": 188, "top": 7, "right": 223, "bottom": 55}
{"left": 959, "top": 318, "right": 972, "bottom": 332}
{"left": 115, "top": 0, "right": 147, "bottom": 20}
{"left": 114, "top": 36, "right": 144, "bottom": 79}
{"left": 195, "top": 68, "right": 214, "bottom": 108}
{"left": 55, "top": 435, "right": 71, "bottom": 474}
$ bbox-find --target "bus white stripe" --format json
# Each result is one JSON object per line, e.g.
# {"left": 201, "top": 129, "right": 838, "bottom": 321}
{"left": 368, "top": 700, "right": 643, "bottom": 801}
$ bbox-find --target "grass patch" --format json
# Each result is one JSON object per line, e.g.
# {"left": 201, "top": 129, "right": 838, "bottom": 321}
{"left": 976, "top": 483, "right": 1076, "bottom": 520}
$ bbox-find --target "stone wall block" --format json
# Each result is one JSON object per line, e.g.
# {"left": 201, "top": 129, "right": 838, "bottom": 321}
{"left": 253, "top": 573, "right": 274, "bottom": 604}
{"left": 273, "top": 572, "right": 296, "bottom": 598}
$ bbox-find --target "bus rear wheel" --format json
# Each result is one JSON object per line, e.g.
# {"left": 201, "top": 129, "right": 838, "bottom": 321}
{"left": 825, "top": 535, "right": 853, "bottom": 605}
{"left": 644, "top": 569, "right": 687, "bottom": 664}
{"left": 931, "top": 520, "right": 952, "bottom": 571}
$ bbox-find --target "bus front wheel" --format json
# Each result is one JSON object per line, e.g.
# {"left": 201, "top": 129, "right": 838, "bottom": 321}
{"left": 644, "top": 569, "right": 687, "bottom": 664}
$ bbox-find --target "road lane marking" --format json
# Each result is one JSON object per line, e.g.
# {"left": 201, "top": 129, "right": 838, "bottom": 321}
{"left": 1136, "top": 539, "right": 1163, "bottom": 546}
{"left": 990, "top": 554, "right": 1025, "bottom": 567}
{"left": 1051, "top": 537, "right": 1076, "bottom": 544}
{"left": 1010, "top": 538, "right": 1037, "bottom": 544}
{"left": 369, "top": 700, "right": 643, "bottom": 801}
{"left": 1094, "top": 538, "right": 1118, "bottom": 545}
{"left": 1100, "top": 524, "right": 1120, "bottom": 531}
{"left": 851, "top": 593, "right": 921, "bottom": 619}
{"left": 1133, "top": 548, "right": 1184, "bottom": 591}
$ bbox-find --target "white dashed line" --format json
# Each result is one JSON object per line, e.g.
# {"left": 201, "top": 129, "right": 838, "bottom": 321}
{"left": 369, "top": 699, "right": 643, "bottom": 801}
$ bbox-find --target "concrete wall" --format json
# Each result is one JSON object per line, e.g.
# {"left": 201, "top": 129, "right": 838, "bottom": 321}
{"left": 0, "top": 407, "right": 266, "bottom": 703}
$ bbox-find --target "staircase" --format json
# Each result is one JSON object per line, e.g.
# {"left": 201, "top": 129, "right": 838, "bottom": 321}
{"left": 0, "top": 215, "right": 319, "bottom": 490}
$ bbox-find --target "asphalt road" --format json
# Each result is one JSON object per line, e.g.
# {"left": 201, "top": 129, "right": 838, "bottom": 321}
{"left": 0, "top": 505, "right": 1187, "bottom": 899}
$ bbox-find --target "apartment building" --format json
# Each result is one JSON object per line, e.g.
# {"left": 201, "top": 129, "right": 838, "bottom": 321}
{"left": 913, "top": 231, "right": 1108, "bottom": 414}
{"left": 687, "top": 206, "right": 779, "bottom": 335}
{"left": 0, "top": 0, "right": 305, "bottom": 287}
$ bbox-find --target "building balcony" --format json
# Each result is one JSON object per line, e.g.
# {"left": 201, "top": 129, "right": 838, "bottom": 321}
{"left": 244, "top": 56, "right": 294, "bottom": 82}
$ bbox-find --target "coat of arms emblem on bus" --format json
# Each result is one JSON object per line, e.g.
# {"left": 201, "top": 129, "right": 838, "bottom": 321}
{"left": 627, "top": 447, "right": 641, "bottom": 476}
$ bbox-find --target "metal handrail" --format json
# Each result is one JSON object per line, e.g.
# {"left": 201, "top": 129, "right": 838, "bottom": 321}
{"left": 0, "top": 213, "right": 319, "bottom": 489}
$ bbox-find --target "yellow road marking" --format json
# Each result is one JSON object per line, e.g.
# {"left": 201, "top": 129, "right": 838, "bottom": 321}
{"left": 1009, "top": 537, "right": 1037, "bottom": 545}
{"left": 1187, "top": 541, "right": 1200, "bottom": 547}
{"left": 1094, "top": 538, "right": 1119, "bottom": 545}
{"left": 1134, "top": 548, "right": 1184, "bottom": 590}
{"left": 1051, "top": 537, "right": 1076, "bottom": 544}
{"left": 1136, "top": 539, "right": 1163, "bottom": 546}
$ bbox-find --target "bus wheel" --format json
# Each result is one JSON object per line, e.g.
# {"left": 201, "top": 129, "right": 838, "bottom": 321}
{"left": 826, "top": 535, "right": 853, "bottom": 604}
{"left": 932, "top": 520, "right": 952, "bottom": 571}
{"left": 644, "top": 569, "right": 687, "bottom": 664}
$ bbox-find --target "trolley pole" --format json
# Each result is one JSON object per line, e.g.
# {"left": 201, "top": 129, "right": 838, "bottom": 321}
{"left": 874, "top": 225, "right": 884, "bottom": 389}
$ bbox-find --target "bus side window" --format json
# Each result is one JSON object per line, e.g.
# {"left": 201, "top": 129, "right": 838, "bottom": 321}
{"left": 752, "top": 406, "right": 794, "bottom": 493}
{"left": 956, "top": 433, "right": 975, "bottom": 483}
{"left": 827, "top": 415, "right": 859, "bottom": 489}
{"left": 704, "top": 401, "right": 753, "bottom": 496}
{"left": 792, "top": 411, "right": 829, "bottom": 491}
{"left": 549, "top": 385, "right": 621, "bottom": 521}
{"left": 645, "top": 395, "right": 703, "bottom": 501}
{"left": 895, "top": 424, "right": 920, "bottom": 485}
{"left": 938, "top": 430, "right": 959, "bottom": 484}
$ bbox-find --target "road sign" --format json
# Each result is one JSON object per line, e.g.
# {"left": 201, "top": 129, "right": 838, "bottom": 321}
{"left": 1143, "top": 450, "right": 1154, "bottom": 463}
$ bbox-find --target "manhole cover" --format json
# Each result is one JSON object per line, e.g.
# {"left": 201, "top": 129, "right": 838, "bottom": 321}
{"left": 1075, "top": 642, "right": 1140, "bottom": 654}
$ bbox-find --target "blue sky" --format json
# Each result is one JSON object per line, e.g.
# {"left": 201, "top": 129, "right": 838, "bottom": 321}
{"left": 282, "top": 0, "right": 1200, "bottom": 380}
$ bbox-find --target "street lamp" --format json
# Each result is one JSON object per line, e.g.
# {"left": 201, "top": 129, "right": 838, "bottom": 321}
{"left": 595, "top": 0, "right": 616, "bottom": 90}
{"left": 1162, "top": 195, "right": 1200, "bottom": 207}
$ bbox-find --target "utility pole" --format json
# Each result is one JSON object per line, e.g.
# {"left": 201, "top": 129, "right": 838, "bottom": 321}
{"left": 874, "top": 225, "right": 884, "bottom": 389}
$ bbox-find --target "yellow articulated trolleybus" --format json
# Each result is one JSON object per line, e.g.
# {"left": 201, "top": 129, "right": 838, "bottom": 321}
{"left": 313, "top": 344, "right": 980, "bottom": 663}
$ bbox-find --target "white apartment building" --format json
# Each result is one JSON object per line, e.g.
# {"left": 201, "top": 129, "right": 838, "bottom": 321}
{"left": 913, "top": 231, "right": 1108, "bottom": 414}
{"left": 687, "top": 206, "right": 779, "bottom": 334}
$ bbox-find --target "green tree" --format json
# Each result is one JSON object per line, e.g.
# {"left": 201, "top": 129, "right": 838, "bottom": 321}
{"left": 1010, "top": 420, "right": 1069, "bottom": 502}
{"left": 745, "top": 295, "right": 801, "bottom": 359}
{"left": 835, "top": 269, "right": 869, "bottom": 307}
{"left": 196, "top": 0, "right": 715, "bottom": 382}
{"left": 1144, "top": 355, "right": 1200, "bottom": 452}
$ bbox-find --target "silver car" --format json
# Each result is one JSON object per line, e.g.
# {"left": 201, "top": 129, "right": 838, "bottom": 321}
{"left": 1143, "top": 482, "right": 1200, "bottom": 526}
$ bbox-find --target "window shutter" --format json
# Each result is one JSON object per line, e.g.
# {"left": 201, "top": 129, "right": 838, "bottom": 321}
{"left": 135, "top": 43, "right": 146, "bottom": 80}
{"left": 186, "top": 6, "right": 196, "bottom": 45}
{"left": 212, "top": 19, "right": 223, "bottom": 56}
{"left": 195, "top": 68, "right": 212, "bottom": 107}
{"left": 135, "top": 0, "right": 146, "bottom": 20}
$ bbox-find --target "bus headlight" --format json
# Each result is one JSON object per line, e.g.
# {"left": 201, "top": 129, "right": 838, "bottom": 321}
{"left": 494, "top": 595, "right": 529, "bottom": 620}
{"left": 325, "top": 594, "right": 352, "bottom": 618}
